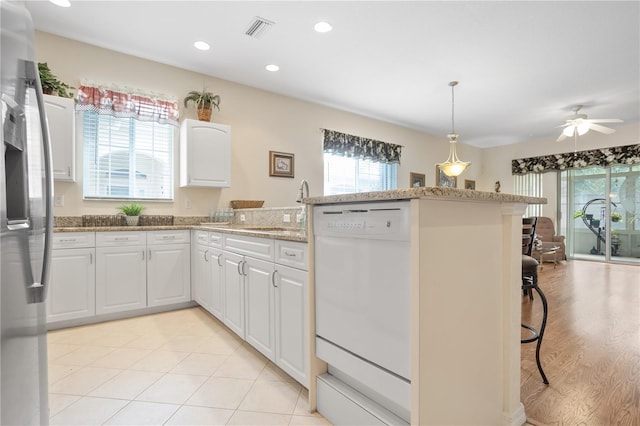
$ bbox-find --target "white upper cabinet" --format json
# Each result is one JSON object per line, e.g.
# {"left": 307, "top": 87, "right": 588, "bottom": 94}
{"left": 180, "top": 119, "right": 231, "bottom": 188}
{"left": 44, "top": 94, "right": 75, "bottom": 181}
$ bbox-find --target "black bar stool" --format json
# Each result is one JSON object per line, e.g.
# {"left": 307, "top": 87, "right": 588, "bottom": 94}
{"left": 521, "top": 217, "right": 549, "bottom": 385}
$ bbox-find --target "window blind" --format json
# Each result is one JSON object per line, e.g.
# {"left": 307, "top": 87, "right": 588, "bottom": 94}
{"left": 82, "top": 111, "right": 174, "bottom": 200}
{"left": 513, "top": 172, "right": 543, "bottom": 217}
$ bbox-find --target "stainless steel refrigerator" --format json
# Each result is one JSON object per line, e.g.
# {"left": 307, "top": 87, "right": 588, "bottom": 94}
{"left": 1, "top": 1, "right": 53, "bottom": 424}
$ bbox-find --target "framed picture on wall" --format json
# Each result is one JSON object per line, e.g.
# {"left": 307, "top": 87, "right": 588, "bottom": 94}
{"left": 410, "top": 172, "right": 426, "bottom": 188}
{"left": 269, "top": 151, "right": 295, "bottom": 178}
{"left": 436, "top": 165, "right": 457, "bottom": 188}
{"left": 464, "top": 179, "right": 476, "bottom": 190}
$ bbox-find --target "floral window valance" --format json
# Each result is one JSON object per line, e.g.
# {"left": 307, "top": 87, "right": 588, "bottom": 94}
{"left": 323, "top": 129, "right": 402, "bottom": 163}
{"left": 512, "top": 144, "right": 640, "bottom": 175}
{"left": 75, "top": 85, "right": 179, "bottom": 126}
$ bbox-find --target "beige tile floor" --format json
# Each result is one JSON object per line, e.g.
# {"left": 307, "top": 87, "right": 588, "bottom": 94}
{"left": 47, "top": 307, "right": 331, "bottom": 426}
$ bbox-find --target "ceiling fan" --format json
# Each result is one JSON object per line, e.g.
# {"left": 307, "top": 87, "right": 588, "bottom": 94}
{"left": 556, "top": 105, "right": 623, "bottom": 142}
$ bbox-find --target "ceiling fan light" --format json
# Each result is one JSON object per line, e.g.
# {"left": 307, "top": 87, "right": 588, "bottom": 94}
{"left": 562, "top": 126, "right": 575, "bottom": 137}
{"left": 577, "top": 122, "right": 590, "bottom": 135}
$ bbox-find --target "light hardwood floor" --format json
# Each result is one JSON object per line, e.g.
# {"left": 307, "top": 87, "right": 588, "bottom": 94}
{"left": 521, "top": 260, "right": 640, "bottom": 425}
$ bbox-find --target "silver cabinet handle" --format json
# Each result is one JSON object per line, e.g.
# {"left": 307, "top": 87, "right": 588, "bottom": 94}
{"left": 142, "top": 250, "right": 145, "bottom": 261}
{"left": 89, "top": 252, "right": 93, "bottom": 264}
{"left": 284, "top": 251, "right": 297, "bottom": 257}
{"left": 115, "top": 237, "right": 129, "bottom": 241}
{"left": 204, "top": 250, "right": 209, "bottom": 262}
{"left": 272, "top": 270, "right": 279, "bottom": 287}
{"left": 237, "top": 260, "right": 243, "bottom": 276}
{"left": 217, "top": 253, "right": 222, "bottom": 267}
{"left": 148, "top": 249, "right": 152, "bottom": 260}
{"left": 242, "top": 260, "right": 248, "bottom": 276}
{"left": 59, "top": 238, "right": 77, "bottom": 243}
{"left": 67, "top": 166, "right": 71, "bottom": 177}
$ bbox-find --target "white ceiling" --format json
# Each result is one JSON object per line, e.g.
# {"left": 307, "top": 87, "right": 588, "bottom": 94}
{"left": 26, "top": 1, "right": 640, "bottom": 148}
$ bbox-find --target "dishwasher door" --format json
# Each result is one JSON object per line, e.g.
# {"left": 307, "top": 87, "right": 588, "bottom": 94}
{"left": 314, "top": 201, "right": 411, "bottom": 380}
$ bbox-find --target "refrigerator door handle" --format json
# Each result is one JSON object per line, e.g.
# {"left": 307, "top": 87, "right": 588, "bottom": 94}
{"left": 28, "top": 59, "right": 54, "bottom": 303}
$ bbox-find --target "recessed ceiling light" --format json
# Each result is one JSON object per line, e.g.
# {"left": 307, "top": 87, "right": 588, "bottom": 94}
{"left": 49, "top": 0, "right": 71, "bottom": 7}
{"left": 314, "top": 21, "right": 332, "bottom": 33}
{"left": 265, "top": 64, "right": 280, "bottom": 72}
{"left": 193, "top": 41, "right": 210, "bottom": 51}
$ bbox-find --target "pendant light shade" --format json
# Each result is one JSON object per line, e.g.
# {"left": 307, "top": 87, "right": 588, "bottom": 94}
{"left": 437, "top": 81, "right": 470, "bottom": 177}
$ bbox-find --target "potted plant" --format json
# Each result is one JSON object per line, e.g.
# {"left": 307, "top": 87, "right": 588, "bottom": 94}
{"left": 38, "top": 62, "right": 74, "bottom": 98}
{"left": 117, "top": 203, "right": 144, "bottom": 226}
{"left": 183, "top": 89, "right": 221, "bottom": 122}
{"left": 611, "top": 212, "right": 622, "bottom": 222}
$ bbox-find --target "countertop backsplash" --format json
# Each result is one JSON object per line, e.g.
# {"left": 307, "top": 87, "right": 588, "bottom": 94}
{"left": 54, "top": 207, "right": 306, "bottom": 230}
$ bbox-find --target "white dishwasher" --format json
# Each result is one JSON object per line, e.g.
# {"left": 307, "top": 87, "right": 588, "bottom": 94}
{"left": 314, "top": 200, "right": 411, "bottom": 424}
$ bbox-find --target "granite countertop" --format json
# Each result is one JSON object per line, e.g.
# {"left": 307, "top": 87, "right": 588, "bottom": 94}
{"left": 303, "top": 187, "right": 547, "bottom": 205}
{"left": 192, "top": 225, "right": 307, "bottom": 243}
{"left": 54, "top": 224, "right": 308, "bottom": 243}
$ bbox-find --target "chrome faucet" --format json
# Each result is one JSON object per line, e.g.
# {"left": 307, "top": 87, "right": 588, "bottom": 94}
{"left": 296, "top": 179, "right": 309, "bottom": 203}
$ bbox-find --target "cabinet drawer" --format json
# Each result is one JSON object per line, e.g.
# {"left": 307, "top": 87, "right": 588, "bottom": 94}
{"left": 53, "top": 232, "right": 95, "bottom": 249}
{"left": 223, "top": 234, "right": 274, "bottom": 261}
{"left": 275, "top": 240, "right": 308, "bottom": 270}
{"left": 194, "top": 230, "right": 209, "bottom": 245}
{"left": 96, "top": 231, "right": 146, "bottom": 247}
{"left": 147, "top": 230, "right": 190, "bottom": 245}
{"left": 209, "top": 232, "right": 223, "bottom": 248}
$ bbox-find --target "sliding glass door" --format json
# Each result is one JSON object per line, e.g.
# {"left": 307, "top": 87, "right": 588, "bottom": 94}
{"left": 561, "top": 165, "right": 640, "bottom": 263}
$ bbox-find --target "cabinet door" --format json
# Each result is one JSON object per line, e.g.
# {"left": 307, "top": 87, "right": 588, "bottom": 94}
{"left": 180, "top": 119, "right": 231, "bottom": 188}
{"left": 147, "top": 243, "right": 191, "bottom": 307}
{"left": 222, "top": 251, "right": 246, "bottom": 338}
{"left": 192, "top": 243, "right": 212, "bottom": 311}
{"left": 47, "top": 248, "right": 95, "bottom": 323}
{"left": 275, "top": 265, "right": 308, "bottom": 385}
{"left": 245, "top": 257, "right": 276, "bottom": 361}
{"left": 44, "top": 94, "right": 75, "bottom": 182}
{"left": 209, "top": 247, "right": 224, "bottom": 321}
{"left": 96, "top": 246, "right": 147, "bottom": 315}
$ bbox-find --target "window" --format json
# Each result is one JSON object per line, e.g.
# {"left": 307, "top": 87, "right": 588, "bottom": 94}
{"left": 324, "top": 153, "right": 397, "bottom": 195}
{"left": 77, "top": 85, "right": 178, "bottom": 201}
{"left": 513, "top": 173, "right": 543, "bottom": 217}
{"left": 321, "top": 129, "right": 402, "bottom": 195}
{"left": 82, "top": 112, "right": 174, "bottom": 200}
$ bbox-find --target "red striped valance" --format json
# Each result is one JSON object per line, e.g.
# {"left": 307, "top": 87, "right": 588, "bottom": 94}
{"left": 75, "top": 85, "right": 179, "bottom": 126}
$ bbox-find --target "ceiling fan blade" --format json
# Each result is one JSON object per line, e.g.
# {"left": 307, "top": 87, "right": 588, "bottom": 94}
{"left": 556, "top": 132, "right": 568, "bottom": 142}
{"left": 588, "top": 123, "right": 616, "bottom": 134}
{"left": 587, "top": 118, "right": 623, "bottom": 123}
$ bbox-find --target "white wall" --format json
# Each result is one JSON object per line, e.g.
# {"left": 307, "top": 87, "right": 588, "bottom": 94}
{"left": 36, "top": 31, "right": 483, "bottom": 217}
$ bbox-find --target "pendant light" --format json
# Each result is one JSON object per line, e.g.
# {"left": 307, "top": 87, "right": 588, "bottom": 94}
{"left": 437, "top": 81, "right": 470, "bottom": 177}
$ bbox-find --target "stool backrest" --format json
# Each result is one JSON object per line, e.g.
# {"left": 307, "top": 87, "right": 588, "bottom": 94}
{"left": 522, "top": 217, "right": 537, "bottom": 256}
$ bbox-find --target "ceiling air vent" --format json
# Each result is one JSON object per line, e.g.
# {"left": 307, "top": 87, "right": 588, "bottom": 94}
{"left": 245, "top": 16, "right": 275, "bottom": 39}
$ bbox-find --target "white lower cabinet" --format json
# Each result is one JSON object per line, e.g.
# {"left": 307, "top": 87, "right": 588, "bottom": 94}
{"left": 96, "top": 244, "right": 147, "bottom": 315}
{"left": 193, "top": 242, "right": 213, "bottom": 312}
{"left": 244, "top": 257, "right": 276, "bottom": 359}
{"left": 147, "top": 243, "right": 191, "bottom": 307}
{"left": 201, "top": 233, "right": 309, "bottom": 386}
{"left": 49, "top": 233, "right": 96, "bottom": 323}
{"left": 95, "top": 230, "right": 190, "bottom": 315}
{"left": 222, "top": 250, "right": 246, "bottom": 337}
{"left": 274, "top": 264, "right": 308, "bottom": 384}
{"left": 192, "top": 233, "right": 224, "bottom": 320}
